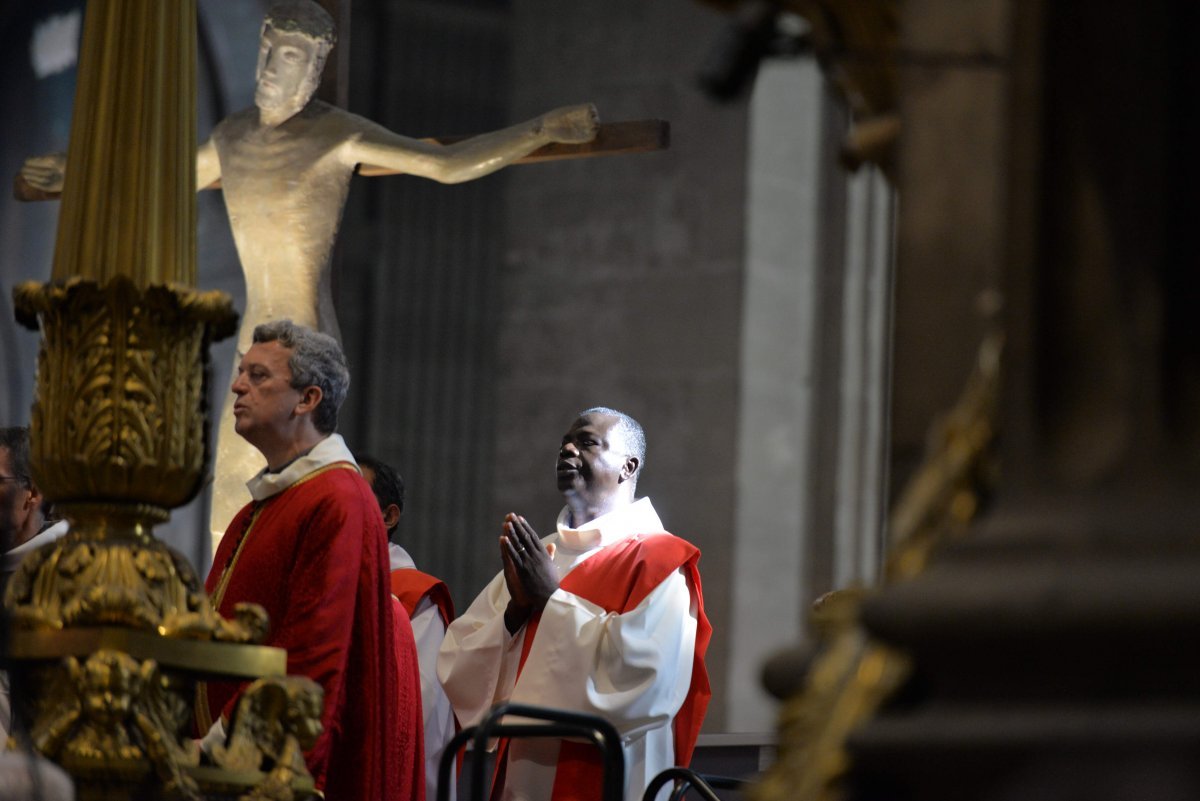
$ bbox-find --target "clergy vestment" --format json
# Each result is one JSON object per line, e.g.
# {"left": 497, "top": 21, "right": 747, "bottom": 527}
{"left": 199, "top": 434, "right": 423, "bottom": 801}
{"left": 2, "top": 520, "right": 70, "bottom": 747}
{"left": 390, "top": 543, "right": 457, "bottom": 801}
{"left": 438, "top": 498, "right": 711, "bottom": 801}
{"left": 1, "top": 519, "right": 69, "bottom": 578}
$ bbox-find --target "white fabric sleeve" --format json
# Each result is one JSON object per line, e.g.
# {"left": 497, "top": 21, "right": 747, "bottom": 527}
{"left": 509, "top": 567, "right": 697, "bottom": 742}
{"left": 437, "top": 572, "right": 526, "bottom": 729}
{"left": 410, "top": 598, "right": 449, "bottom": 729}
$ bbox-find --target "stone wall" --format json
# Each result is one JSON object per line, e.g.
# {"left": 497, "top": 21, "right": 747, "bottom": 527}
{"left": 498, "top": 0, "right": 749, "bottom": 730}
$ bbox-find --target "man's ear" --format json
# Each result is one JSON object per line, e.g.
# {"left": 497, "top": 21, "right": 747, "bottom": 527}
{"left": 23, "top": 481, "right": 43, "bottom": 514}
{"left": 382, "top": 503, "right": 401, "bottom": 530}
{"left": 296, "top": 385, "right": 323, "bottom": 416}
{"left": 620, "top": 456, "right": 640, "bottom": 483}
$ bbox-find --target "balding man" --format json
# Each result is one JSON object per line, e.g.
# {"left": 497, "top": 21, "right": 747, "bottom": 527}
{"left": 438, "top": 408, "right": 712, "bottom": 801}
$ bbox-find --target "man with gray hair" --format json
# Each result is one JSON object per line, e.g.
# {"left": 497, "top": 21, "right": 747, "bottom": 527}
{"left": 198, "top": 320, "right": 423, "bottom": 801}
{"left": 439, "top": 407, "right": 712, "bottom": 801}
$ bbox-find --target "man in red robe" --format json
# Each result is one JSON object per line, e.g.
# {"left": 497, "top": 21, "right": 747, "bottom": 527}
{"left": 198, "top": 319, "right": 423, "bottom": 801}
{"left": 438, "top": 407, "right": 711, "bottom": 801}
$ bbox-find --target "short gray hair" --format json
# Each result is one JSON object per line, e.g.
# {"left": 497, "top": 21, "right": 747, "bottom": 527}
{"left": 577, "top": 406, "right": 646, "bottom": 486}
{"left": 253, "top": 320, "right": 349, "bottom": 434}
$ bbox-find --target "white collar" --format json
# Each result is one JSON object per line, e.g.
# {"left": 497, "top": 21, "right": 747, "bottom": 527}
{"left": 389, "top": 542, "right": 416, "bottom": 571}
{"left": 555, "top": 497, "right": 663, "bottom": 550}
{"left": 3, "top": 519, "right": 69, "bottom": 571}
{"left": 245, "top": 433, "right": 358, "bottom": 501}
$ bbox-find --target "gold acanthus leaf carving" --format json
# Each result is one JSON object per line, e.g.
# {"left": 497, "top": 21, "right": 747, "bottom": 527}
{"left": 12, "top": 277, "right": 237, "bottom": 509}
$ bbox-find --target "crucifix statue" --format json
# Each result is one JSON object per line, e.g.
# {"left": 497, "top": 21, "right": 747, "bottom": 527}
{"left": 19, "top": 0, "right": 667, "bottom": 548}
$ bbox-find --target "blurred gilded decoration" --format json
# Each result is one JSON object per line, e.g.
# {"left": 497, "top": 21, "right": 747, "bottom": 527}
{"left": 703, "top": 0, "right": 900, "bottom": 177}
{"left": 755, "top": 592, "right": 910, "bottom": 801}
{"left": 753, "top": 333, "right": 1002, "bottom": 801}
{"left": 883, "top": 333, "right": 1002, "bottom": 581}
{"left": 211, "top": 678, "right": 324, "bottom": 801}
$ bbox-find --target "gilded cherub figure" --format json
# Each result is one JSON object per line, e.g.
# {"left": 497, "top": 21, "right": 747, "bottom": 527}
{"left": 211, "top": 676, "right": 324, "bottom": 801}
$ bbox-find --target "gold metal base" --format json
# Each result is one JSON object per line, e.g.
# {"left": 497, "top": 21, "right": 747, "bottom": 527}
{"left": 6, "top": 277, "right": 320, "bottom": 800}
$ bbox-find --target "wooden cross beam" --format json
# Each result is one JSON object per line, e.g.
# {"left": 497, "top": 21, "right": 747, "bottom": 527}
{"left": 356, "top": 120, "right": 670, "bottom": 176}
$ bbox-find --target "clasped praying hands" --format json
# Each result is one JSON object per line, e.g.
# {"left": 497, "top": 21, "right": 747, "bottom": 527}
{"left": 500, "top": 513, "right": 559, "bottom": 634}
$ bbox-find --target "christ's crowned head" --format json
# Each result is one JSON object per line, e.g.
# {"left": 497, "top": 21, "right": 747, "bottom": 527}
{"left": 255, "top": 0, "right": 336, "bottom": 120}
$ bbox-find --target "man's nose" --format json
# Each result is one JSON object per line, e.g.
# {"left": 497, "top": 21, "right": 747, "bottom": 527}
{"left": 231, "top": 375, "right": 248, "bottom": 394}
{"left": 560, "top": 442, "right": 579, "bottom": 456}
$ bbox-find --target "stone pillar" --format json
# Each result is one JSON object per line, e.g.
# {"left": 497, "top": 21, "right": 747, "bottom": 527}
{"left": 842, "top": 0, "right": 1200, "bottom": 798}
{"left": 730, "top": 57, "right": 895, "bottom": 732}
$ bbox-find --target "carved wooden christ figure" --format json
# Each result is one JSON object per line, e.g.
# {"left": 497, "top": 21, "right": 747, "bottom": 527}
{"left": 201, "top": 0, "right": 597, "bottom": 356}
{"left": 23, "top": 0, "right": 600, "bottom": 543}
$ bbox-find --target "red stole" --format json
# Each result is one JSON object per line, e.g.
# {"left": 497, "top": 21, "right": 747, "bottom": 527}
{"left": 391, "top": 568, "right": 456, "bottom": 627}
{"left": 391, "top": 595, "right": 428, "bottom": 801}
{"left": 502, "top": 532, "right": 711, "bottom": 801}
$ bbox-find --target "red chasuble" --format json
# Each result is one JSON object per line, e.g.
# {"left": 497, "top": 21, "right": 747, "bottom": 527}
{"left": 506, "top": 532, "right": 712, "bottom": 801}
{"left": 391, "top": 594, "right": 428, "bottom": 801}
{"left": 199, "top": 463, "right": 423, "bottom": 801}
{"left": 391, "top": 569, "right": 456, "bottom": 627}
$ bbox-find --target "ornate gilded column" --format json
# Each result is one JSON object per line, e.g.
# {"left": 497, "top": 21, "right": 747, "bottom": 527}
{"left": 5, "top": 2, "right": 322, "bottom": 798}
{"left": 50, "top": 0, "right": 197, "bottom": 288}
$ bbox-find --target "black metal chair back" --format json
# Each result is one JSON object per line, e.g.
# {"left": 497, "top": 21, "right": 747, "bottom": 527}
{"left": 642, "top": 766, "right": 750, "bottom": 801}
{"left": 437, "top": 702, "right": 626, "bottom": 801}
